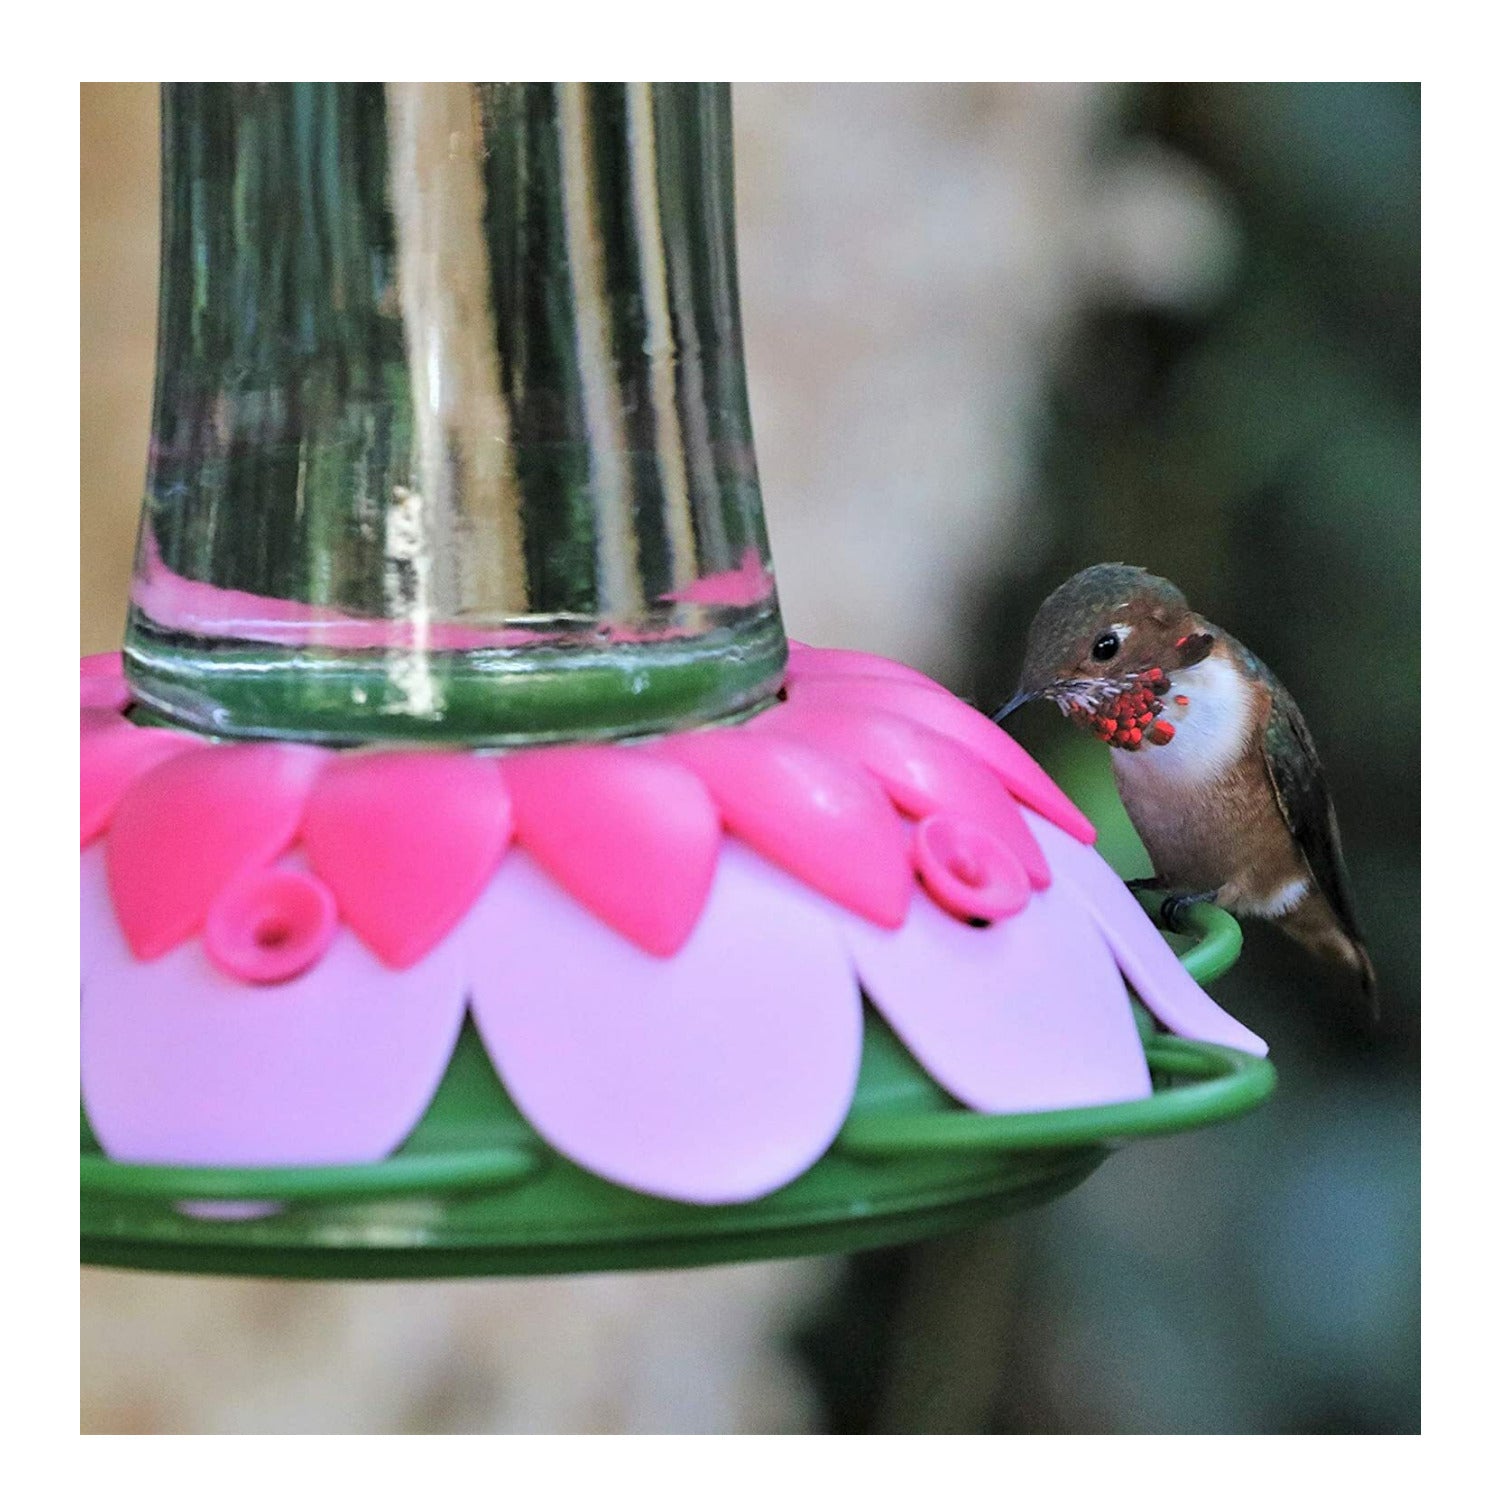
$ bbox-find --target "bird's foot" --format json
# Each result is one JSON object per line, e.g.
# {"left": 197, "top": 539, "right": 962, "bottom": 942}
{"left": 1159, "top": 891, "right": 1220, "bottom": 934}
{"left": 1126, "top": 877, "right": 1165, "bottom": 895}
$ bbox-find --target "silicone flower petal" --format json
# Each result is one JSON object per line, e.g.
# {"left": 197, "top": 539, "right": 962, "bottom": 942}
{"left": 80, "top": 653, "right": 132, "bottom": 712}
{"left": 81, "top": 845, "right": 126, "bottom": 990}
{"left": 81, "top": 855, "right": 468, "bottom": 1167}
{"left": 304, "top": 751, "right": 513, "bottom": 968}
{"left": 660, "top": 727, "right": 911, "bottom": 928}
{"left": 105, "top": 743, "right": 328, "bottom": 960}
{"left": 1024, "top": 813, "right": 1269, "bottom": 1057}
{"left": 789, "top": 674, "right": 1096, "bottom": 844}
{"left": 764, "top": 698, "right": 1049, "bottom": 889}
{"left": 841, "top": 881, "right": 1151, "bottom": 1113}
{"left": 504, "top": 745, "right": 721, "bottom": 957}
{"left": 81, "top": 710, "right": 197, "bottom": 847}
{"left": 464, "top": 845, "right": 863, "bottom": 1205}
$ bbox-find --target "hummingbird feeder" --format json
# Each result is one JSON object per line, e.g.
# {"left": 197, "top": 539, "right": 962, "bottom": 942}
{"left": 80, "top": 83, "right": 1275, "bottom": 1278}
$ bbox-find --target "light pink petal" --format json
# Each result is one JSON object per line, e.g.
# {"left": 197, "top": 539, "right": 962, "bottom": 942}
{"left": 303, "top": 751, "right": 513, "bottom": 968}
{"left": 764, "top": 698, "right": 1049, "bottom": 890}
{"left": 841, "top": 881, "right": 1151, "bottom": 1114}
{"left": 105, "top": 742, "right": 328, "bottom": 960}
{"left": 1024, "top": 813, "right": 1269, "bottom": 1056}
{"left": 787, "top": 674, "right": 1096, "bottom": 844}
{"left": 659, "top": 727, "right": 911, "bottom": 928}
{"left": 82, "top": 856, "right": 467, "bottom": 1167}
{"left": 464, "top": 844, "right": 863, "bottom": 1205}
{"left": 81, "top": 844, "right": 127, "bottom": 990}
{"left": 80, "top": 711, "right": 197, "bottom": 847}
{"left": 503, "top": 745, "right": 720, "bottom": 957}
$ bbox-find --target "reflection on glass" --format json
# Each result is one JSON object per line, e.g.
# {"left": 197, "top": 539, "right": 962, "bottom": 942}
{"left": 125, "top": 82, "right": 786, "bottom": 744}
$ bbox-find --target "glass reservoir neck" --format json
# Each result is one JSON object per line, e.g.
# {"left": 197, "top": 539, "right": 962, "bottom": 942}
{"left": 125, "top": 83, "right": 786, "bottom": 745}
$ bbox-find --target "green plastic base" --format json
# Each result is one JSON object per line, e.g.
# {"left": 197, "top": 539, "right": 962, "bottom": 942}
{"left": 80, "top": 898, "right": 1271, "bottom": 1279}
{"left": 123, "top": 610, "right": 788, "bottom": 747}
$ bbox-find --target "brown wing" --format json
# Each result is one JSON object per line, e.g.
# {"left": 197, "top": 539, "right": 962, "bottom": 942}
{"left": 1256, "top": 664, "right": 1367, "bottom": 953}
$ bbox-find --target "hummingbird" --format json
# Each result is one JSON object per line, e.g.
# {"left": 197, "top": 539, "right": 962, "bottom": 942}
{"left": 999, "top": 563, "right": 1376, "bottom": 1007}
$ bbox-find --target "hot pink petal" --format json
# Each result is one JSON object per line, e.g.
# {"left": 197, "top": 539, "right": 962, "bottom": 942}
{"left": 80, "top": 651, "right": 125, "bottom": 678}
{"left": 303, "top": 752, "right": 513, "bottom": 968}
{"left": 80, "top": 661, "right": 132, "bottom": 712}
{"left": 464, "top": 844, "right": 863, "bottom": 1205}
{"left": 81, "top": 855, "right": 468, "bottom": 1167}
{"left": 788, "top": 674, "right": 1096, "bottom": 844}
{"left": 1024, "top": 813, "right": 1269, "bottom": 1057}
{"left": 764, "top": 698, "right": 1049, "bottom": 890}
{"left": 659, "top": 727, "right": 911, "bottom": 928}
{"left": 503, "top": 745, "right": 720, "bottom": 957}
{"left": 105, "top": 743, "right": 328, "bottom": 960}
{"left": 841, "top": 881, "right": 1151, "bottom": 1114}
{"left": 80, "top": 711, "right": 197, "bottom": 847}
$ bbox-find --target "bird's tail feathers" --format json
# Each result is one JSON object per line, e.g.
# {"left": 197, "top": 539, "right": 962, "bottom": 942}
{"left": 1277, "top": 892, "right": 1380, "bottom": 1025}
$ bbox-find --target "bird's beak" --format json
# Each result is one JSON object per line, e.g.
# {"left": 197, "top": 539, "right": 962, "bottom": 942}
{"left": 994, "top": 689, "right": 1037, "bottom": 723}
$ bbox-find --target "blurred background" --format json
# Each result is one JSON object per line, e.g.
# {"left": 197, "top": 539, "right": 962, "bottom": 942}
{"left": 81, "top": 82, "right": 1418, "bottom": 1433}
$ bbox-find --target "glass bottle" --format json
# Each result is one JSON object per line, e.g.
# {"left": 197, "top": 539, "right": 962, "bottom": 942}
{"left": 124, "top": 82, "right": 786, "bottom": 744}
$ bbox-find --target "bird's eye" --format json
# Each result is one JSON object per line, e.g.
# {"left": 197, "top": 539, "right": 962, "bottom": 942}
{"left": 1091, "top": 631, "right": 1120, "bottom": 662}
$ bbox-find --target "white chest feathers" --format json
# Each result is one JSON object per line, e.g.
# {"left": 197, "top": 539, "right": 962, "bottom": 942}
{"left": 1111, "top": 654, "right": 1255, "bottom": 789}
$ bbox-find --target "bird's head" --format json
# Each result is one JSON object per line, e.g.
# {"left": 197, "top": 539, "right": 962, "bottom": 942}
{"left": 997, "top": 564, "right": 1215, "bottom": 751}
